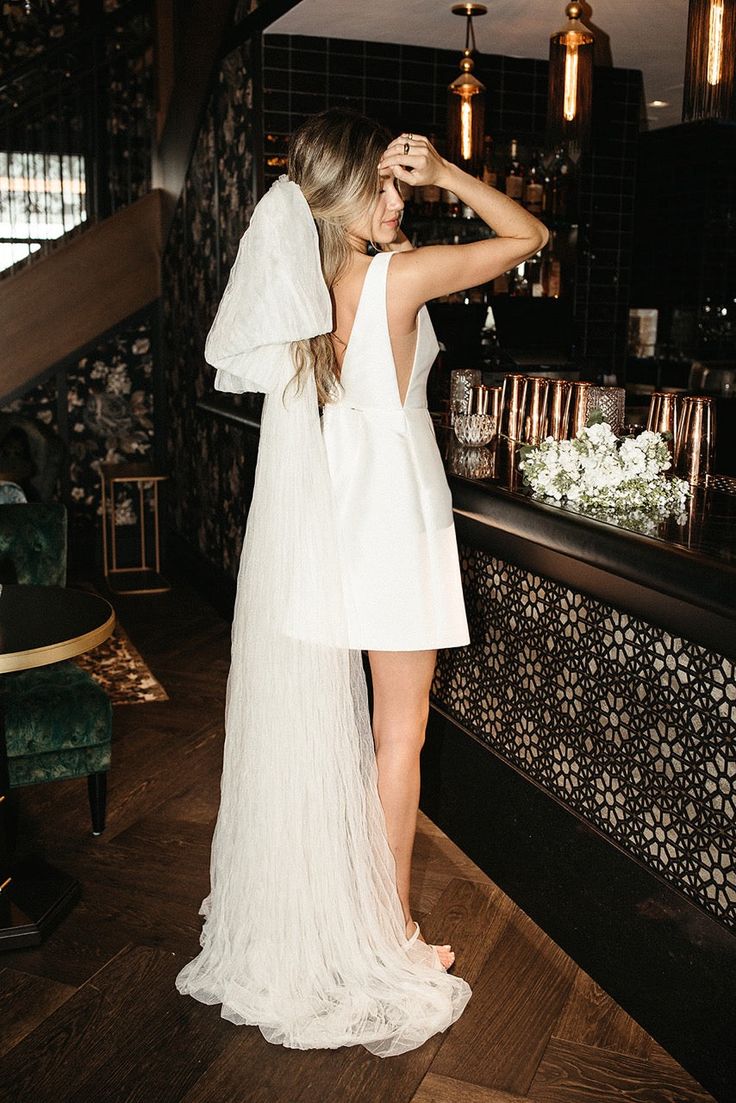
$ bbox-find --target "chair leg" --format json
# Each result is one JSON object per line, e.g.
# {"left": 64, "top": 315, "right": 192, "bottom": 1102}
{"left": 87, "top": 772, "right": 107, "bottom": 836}
{"left": 4, "top": 788, "right": 19, "bottom": 857}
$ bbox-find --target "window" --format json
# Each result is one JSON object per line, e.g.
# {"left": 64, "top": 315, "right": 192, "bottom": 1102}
{"left": 0, "top": 150, "right": 87, "bottom": 273}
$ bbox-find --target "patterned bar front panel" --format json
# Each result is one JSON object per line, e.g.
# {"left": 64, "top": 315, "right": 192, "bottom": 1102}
{"left": 431, "top": 544, "right": 736, "bottom": 930}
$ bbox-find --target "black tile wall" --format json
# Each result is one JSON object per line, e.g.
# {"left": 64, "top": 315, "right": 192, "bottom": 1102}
{"left": 630, "top": 119, "right": 736, "bottom": 359}
{"left": 262, "top": 34, "right": 645, "bottom": 381}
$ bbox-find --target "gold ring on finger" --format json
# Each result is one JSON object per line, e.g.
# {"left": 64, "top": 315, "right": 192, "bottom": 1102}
{"left": 403, "top": 141, "right": 410, "bottom": 154}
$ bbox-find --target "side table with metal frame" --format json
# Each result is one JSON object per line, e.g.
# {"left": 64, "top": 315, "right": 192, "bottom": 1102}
{"left": 99, "top": 461, "right": 170, "bottom": 595}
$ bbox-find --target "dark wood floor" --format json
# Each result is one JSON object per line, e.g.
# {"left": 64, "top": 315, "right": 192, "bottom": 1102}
{"left": 0, "top": 572, "right": 717, "bottom": 1102}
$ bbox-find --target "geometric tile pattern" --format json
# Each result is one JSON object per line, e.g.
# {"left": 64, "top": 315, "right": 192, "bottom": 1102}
{"left": 432, "top": 544, "right": 736, "bottom": 930}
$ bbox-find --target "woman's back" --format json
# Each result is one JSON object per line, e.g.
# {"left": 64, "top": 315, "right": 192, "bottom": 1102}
{"left": 329, "top": 250, "right": 438, "bottom": 411}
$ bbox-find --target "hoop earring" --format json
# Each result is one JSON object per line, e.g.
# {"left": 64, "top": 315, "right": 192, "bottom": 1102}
{"left": 368, "top": 239, "right": 380, "bottom": 255}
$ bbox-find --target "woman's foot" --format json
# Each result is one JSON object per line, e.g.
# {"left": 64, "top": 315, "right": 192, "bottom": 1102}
{"left": 405, "top": 916, "right": 455, "bottom": 970}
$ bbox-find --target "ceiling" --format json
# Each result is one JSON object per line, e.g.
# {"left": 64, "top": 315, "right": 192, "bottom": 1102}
{"left": 267, "top": 0, "right": 690, "bottom": 131}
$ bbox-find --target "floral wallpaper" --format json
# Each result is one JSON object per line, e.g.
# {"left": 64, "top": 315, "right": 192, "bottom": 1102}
{"left": 66, "top": 318, "right": 155, "bottom": 527}
{"left": 162, "top": 38, "right": 258, "bottom": 579}
{"left": 0, "top": 0, "right": 80, "bottom": 74}
{"left": 0, "top": 0, "right": 144, "bottom": 75}
{"left": 0, "top": 309, "right": 158, "bottom": 534}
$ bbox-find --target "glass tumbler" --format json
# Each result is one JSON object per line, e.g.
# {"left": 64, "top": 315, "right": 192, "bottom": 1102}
{"left": 585, "top": 386, "right": 626, "bottom": 435}
{"left": 450, "top": 369, "right": 481, "bottom": 425}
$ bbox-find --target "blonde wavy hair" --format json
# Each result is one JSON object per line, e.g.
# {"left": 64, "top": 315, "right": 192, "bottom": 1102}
{"left": 287, "top": 108, "right": 393, "bottom": 407}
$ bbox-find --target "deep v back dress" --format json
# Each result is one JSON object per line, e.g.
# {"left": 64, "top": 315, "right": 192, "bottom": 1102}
{"left": 321, "top": 249, "right": 470, "bottom": 651}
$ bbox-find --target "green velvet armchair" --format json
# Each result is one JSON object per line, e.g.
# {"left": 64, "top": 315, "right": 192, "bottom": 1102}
{"left": 0, "top": 502, "right": 112, "bottom": 836}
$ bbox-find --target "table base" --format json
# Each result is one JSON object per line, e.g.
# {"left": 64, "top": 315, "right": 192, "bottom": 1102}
{"left": 0, "top": 854, "right": 81, "bottom": 950}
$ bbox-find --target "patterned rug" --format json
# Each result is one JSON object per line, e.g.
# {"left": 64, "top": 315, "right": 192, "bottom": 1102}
{"left": 72, "top": 594, "right": 169, "bottom": 705}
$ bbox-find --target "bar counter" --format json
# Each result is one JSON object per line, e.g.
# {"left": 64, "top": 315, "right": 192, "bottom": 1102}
{"left": 197, "top": 393, "right": 736, "bottom": 1093}
{"left": 424, "top": 423, "right": 735, "bottom": 1095}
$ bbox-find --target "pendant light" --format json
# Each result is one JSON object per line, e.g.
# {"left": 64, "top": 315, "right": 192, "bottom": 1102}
{"left": 447, "top": 3, "right": 487, "bottom": 177}
{"left": 682, "top": 0, "right": 736, "bottom": 121}
{"left": 545, "top": 2, "right": 595, "bottom": 158}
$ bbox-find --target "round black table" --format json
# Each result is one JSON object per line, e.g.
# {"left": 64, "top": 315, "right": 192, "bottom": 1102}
{"left": 0, "top": 584, "right": 115, "bottom": 949}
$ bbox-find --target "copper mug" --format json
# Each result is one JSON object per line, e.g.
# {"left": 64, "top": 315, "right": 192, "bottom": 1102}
{"left": 496, "top": 436, "right": 520, "bottom": 491}
{"left": 570, "top": 381, "right": 592, "bottom": 437}
{"left": 646, "top": 392, "right": 679, "bottom": 453}
{"left": 474, "top": 384, "right": 502, "bottom": 421}
{"left": 674, "top": 396, "right": 716, "bottom": 483}
{"left": 499, "top": 373, "right": 528, "bottom": 440}
{"left": 468, "top": 384, "right": 490, "bottom": 415}
{"left": 546, "top": 379, "right": 573, "bottom": 440}
{"left": 523, "top": 376, "right": 550, "bottom": 444}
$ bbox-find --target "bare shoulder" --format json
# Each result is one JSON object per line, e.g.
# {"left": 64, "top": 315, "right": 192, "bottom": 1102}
{"left": 384, "top": 250, "right": 426, "bottom": 333}
{"left": 384, "top": 246, "right": 450, "bottom": 325}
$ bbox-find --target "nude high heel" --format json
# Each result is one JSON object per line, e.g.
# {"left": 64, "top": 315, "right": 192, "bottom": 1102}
{"left": 404, "top": 919, "right": 455, "bottom": 972}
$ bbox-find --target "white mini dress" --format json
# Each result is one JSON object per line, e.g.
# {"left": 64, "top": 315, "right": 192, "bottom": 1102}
{"left": 320, "top": 249, "right": 471, "bottom": 652}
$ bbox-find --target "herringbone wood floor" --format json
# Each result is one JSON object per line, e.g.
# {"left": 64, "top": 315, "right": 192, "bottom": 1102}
{"left": 0, "top": 576, "right": 716, "bottom": 1102}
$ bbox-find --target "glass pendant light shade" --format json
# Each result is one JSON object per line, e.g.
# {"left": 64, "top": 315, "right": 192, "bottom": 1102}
{"left": 447, "top": 3, "right": 487, "bottom": 177}
{"left": 545, "top": 2, "right": 595, "bottom": 155}
{"left": 447, "top": 53, "right": 486, "bottom": 176}
{"left": 682, "top": 0, "right": 736, "bottom": 122}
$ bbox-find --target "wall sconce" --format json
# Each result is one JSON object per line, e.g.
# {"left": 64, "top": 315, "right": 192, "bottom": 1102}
{"left": 447, "top": 3, "right": 487, "bottom": 177}
{"left": 545, "top": 2, "right": 595, "bottom": 159}
{"left": 682, "top": 0, "right": 736, "bottom": 121}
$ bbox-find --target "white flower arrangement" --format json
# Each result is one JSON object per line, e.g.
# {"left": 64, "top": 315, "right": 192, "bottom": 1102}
{"left": 517, "top": 412, "right": 691, "bottom": 531}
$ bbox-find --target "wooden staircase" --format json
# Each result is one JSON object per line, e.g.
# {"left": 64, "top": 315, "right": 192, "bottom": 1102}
{"left": 0, "top": 189, "right": 168, "bottom": 405}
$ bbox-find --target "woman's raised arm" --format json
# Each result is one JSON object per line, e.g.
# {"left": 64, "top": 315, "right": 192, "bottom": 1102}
{"left": 379, "top": 133, "right": 549, "bottom": 309}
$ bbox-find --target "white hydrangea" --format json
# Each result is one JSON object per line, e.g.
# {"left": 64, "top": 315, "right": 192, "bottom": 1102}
{"left": 517, "top": 415, "right": 690, "bottom": 529}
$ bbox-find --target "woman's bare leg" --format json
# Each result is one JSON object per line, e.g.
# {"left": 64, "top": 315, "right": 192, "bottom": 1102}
{"left": 367, "top": 647, "right": 453, "bottom": 966}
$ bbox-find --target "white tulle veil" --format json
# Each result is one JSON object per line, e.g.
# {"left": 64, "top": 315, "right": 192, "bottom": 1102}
{"left": 174, "top": 174, "right": 471, "bottom": 1057}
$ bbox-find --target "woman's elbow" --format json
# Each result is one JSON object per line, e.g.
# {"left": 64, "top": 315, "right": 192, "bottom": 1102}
{"left": 521, "top": 226, "right": 550, "bottom": 259}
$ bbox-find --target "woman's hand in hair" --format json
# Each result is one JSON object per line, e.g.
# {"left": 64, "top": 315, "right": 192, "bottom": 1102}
{"left": 378, "top": 133, "right": 447, "bottom": 190}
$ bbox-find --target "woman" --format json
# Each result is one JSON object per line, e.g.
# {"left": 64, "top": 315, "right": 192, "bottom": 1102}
{"left": 291, "top": 110, "right": 548, "bottom": 964}
{"left": 175, "top": 108, "right": 548, "bottom": 1058}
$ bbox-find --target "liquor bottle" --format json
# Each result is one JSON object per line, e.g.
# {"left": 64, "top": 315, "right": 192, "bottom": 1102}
{"left": 540, "top": 157, "right": 553, "bottom": 216}
{"left": 466, "top": 284, "right": 486, "bottom": 304}
{"left": 548, "top": 149, "right": 571, "bottom": 221}
{"left": 527, "top": 248, "right": 545, "bottom": 296}
{"left": 441, "top": 188, "right": 460, "bottom": 217}
{"left": 510, "top": 260, "right": 530, "bottom": 296}
{"left": 481, "top": 134, "right": 497, "bottom": 188}
{"left": 523, "top": 150, "right": 544, "bottom": 214}
{"left": 492, "top": 269, "right": 510, "bottom": 294}
{"left": 480, "top": 304, "right": 500, "bottom": 365}
{"left": 541, "top": 229, "right": 562, "bottom": 297}
{"left": 420, "top": 132, "right": 441, "bottom": 215}
{"left": 503, "top": 138, "right": 524, "bottom": 202}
